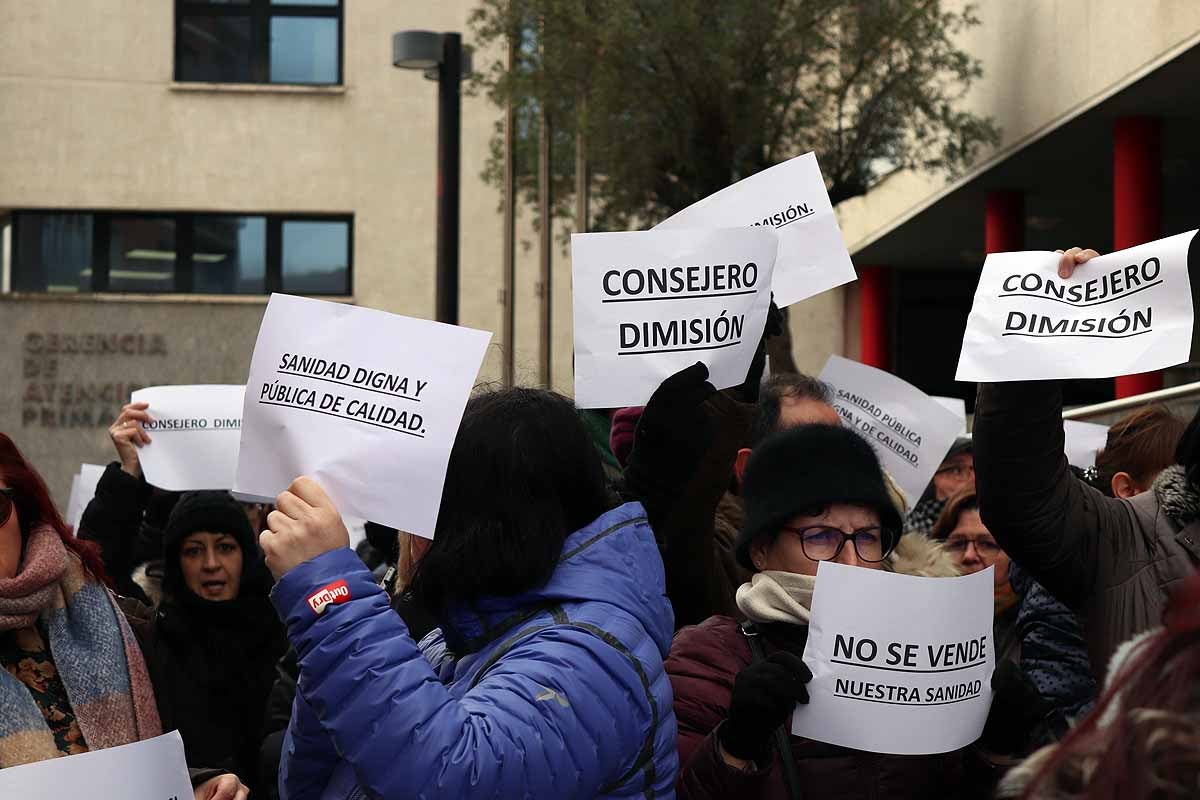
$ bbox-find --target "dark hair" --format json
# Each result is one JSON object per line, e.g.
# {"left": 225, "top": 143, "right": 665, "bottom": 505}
{"left": 929, "top": 489, "right": 979, "bottom": 541}
{"left": 0, "top": 433, "right": 111, "bottom": 587}
{"left": 405, "top": 388, "right": 612, "bottom": 625}
{"left": 1023, "top": 574, "right": 1200, "bottom": 799}
{"left": 750, "top": 373, "right": 835, "bottom": 446}
{"left": 1094, "top": 405, "right": 1185, "bottom": 496}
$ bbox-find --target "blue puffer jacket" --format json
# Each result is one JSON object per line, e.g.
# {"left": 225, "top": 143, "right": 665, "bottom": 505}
{"left": 271, "top": 502, "right": 678, "bottom": 799}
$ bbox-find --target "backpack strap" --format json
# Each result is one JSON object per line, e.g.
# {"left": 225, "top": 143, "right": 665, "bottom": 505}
{"left": 739, "top": 620, "right": 803, "bottom": 800}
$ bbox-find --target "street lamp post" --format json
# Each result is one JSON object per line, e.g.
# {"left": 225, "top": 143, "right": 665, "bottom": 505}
{"left": 393, "top": 30, "right": 471, "bottom": 325}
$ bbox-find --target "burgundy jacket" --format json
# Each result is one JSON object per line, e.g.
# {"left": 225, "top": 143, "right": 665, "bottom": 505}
{"left": 667, "top": 615, "right": 971, "bottom": 799}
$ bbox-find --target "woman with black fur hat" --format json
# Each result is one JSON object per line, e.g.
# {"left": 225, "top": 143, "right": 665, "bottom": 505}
{"left": 129, "top": 489, "right": 287, "bottom": 797}
{"left": 666, "top": 423, "right": 983, "bottom": 799}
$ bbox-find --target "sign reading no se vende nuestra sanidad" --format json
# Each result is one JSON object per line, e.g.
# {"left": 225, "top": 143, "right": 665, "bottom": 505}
{"left": 957, "top": 230, "right": 1197, "bottom": 382}
{"left": 571, "top": 226, "right": 778, "bottom": 408}
{"left": 235, "top": 294, "right": 491, "bottom": 539}
{"left": 794, "top": 562, "right": 995, "bottom": 755}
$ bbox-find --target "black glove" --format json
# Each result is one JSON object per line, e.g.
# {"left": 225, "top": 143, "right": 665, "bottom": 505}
{"left": 622, "top": 362, "right": 716, "bottom": 510}
{"left": 981, "top": 660, "right": 1052, "bottom": 755}
{"left": 732, "top": 299, "right": 784, "bottom": 404}
{"left": 719, "top": 651, "right": 812, "bottom": 762}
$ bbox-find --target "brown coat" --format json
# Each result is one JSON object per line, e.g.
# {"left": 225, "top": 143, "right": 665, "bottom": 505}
{"left": 974, "top": 381, "right": 1200, "bottom": 678}
{"left": 668, "top": 616, "right": 970, "bottom": 799}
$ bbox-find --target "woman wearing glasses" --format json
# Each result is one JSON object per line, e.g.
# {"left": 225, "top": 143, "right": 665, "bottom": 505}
{"left": 666, "top": 424, "right": 975, "bottom": 799}
{"left": 930, "top": 491, "right": 1019, "bottom": 665}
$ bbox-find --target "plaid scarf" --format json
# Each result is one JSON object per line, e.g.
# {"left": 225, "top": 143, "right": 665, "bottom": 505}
{"left": 0, "top": 526, "right": 161, "bottom": 768}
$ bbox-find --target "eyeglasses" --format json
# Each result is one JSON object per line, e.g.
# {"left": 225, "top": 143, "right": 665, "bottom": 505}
{"left": 780, "top": 525, "right": 897, "bottom": 563}
{"left": 935, "top": 464, "right": 975, "bottom": 481}
{"left": 0, "top": 488, "right": 14, "bottom": 528}
{"left": 943, "top": 536, "right": 1002, "bottom": 558}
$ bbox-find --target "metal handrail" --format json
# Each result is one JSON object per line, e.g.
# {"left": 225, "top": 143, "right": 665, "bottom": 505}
{"left": 1062, "top": 380, "right": 1200, "bottom": 421}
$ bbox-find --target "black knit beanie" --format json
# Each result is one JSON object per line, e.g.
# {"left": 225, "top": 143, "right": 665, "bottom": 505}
{"left": 736, "top": 424, "right": 903, "bottom": 571}
{"left": 162, "top": 491, "right": 257, "bottom": 597}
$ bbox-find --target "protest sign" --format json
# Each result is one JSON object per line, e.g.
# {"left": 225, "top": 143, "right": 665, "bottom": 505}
{"left": 130, "top": 385, "right": 245, "bottom": 491}
{"left": 933, "top": 396, "right": 968, "bottom": 435}
{"left": 957, "top": 231, "right": 1197, "bottom": 382}
{"left": 819, "top": 356, "right": 962, "bottom": 506}
{"left": 655, "top": 152, "right": 856, "bottom": 307}
{"left": 1064, "top": 419, "right": 1109, "bottom": 469}
{"left": 0, "top": 730, "right": 192, "bottom": 800}
{"left": 65, "top": 463, "right": 105, "bottom": 533}
{"left": 793, "top": 561, "right": 995, "bottom": 755}
{"left": 235, "top": 294, "right": 491, "bottom": 538}
{"left": 572, "top": 227, "right": 777, "bottom": 408}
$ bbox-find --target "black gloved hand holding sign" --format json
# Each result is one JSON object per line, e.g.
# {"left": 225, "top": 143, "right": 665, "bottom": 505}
{"left": 719, "top": 651, "right": 813, "bottom": 764}
{"left": 622, "top": 361, "right": 717, "bottom": 515}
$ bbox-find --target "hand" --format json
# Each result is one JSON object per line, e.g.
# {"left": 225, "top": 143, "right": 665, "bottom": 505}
{"left": 623, "top": 363, "right": 717, "bottom": 507}
{"left": 108, "top": 402, "right": 153, "bottom": 477}
{"left": 260, "top": 476, "right": 351, "bottom": 579}
{"left": 194, "top": 773, "right": 249, "bottom": 800}
{"left": 719, "top": 651, "right": 812, "bottom": 763}
{"left": 1054, "top": 247, "right": 1101, "bottom": 279}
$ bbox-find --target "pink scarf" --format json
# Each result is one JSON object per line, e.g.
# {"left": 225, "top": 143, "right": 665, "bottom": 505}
{"left": 0, "top": 527, "right": 161, "bottom": 767}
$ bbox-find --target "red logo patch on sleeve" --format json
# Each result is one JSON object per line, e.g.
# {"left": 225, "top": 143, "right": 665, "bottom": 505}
{"left": 306, "top": 580, "right": 351, "bottom": 615}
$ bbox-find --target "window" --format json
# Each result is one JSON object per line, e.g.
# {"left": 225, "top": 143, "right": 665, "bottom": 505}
{"left": 10, "top": 211, "right": 351, "bottom": 295}
{"left": 176, "top": 0, "right": 343, "bottom": 85}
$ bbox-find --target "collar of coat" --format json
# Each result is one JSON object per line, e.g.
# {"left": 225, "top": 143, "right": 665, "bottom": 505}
{"left": 1153, "top": 465, "right": 1200, "bottom": 527}
{"left": 886, "top": 532, "right": 961, "bottom": 578}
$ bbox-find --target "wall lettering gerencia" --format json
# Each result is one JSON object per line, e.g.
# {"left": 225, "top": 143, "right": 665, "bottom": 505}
{"left": 21, "top": 332, "right": 168, "bottom": 428}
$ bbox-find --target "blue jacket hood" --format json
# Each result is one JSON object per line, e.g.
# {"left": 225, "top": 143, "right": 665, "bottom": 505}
{"left": 443, "top": 501, "right": 674, "bottom": 658}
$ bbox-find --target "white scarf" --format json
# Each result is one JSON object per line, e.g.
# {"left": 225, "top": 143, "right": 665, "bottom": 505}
{"left": 734, "top": 570, "right": 816, "bottom": 626}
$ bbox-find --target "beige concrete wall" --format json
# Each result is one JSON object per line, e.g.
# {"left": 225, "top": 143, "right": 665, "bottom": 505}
{"left": 1, "top": 296, "right": 267, "bottom": 504}
{"left": 0, "top": 0, "right": 512, "bottom": 377}
{"left": 836, "top": 0, "right": 1200, "bottom": 253}
{"left": 783, "top": 0, "right": 1200, "bottom": 376}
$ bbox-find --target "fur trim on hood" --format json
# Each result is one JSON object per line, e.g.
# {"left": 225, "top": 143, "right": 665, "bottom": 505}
{"left": 1153, "top": 464, "right": 1200, "bottom": 527}
{"left": 132, "top": 560, "right": 164, "bottom": 608}
{"left": 885, "top": 533, "right": 961, "bottom": 578}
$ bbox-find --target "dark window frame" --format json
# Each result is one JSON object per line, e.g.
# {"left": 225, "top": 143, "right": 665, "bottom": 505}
{"left": 10, "top": 210, "right": 353, "bottom": 296}
{"left": 174, "top": 0, "right": 344, "bottom": 86}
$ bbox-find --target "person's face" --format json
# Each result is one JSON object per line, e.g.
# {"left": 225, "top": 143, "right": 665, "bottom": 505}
{"left": 179, "top": 532, "right": 243, "bottom": 601}
{"left": 932, "top": 452, "right": 975, "bottom": 501}
{"left": 0, "top": 482, "right": 20, "bottom": 581}
{"left": 750, "top": 503, "right": 886, "bottom": 577}
{"left": 943, "top": 509, "right": 1010, "bottom": 584}
{"left": 735, "top": 398, "right": 842, "bottom": 483}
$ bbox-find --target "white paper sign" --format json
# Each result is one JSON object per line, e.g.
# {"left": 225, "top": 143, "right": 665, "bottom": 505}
{"left": 933, "top": 396, "right": 968, "bottom": 436}
{"left": 956, "top": 231, "right": 1197, "bottom": 382}
{"left": 1063, "top": 419, "right": 1109, "bottom": 469}
{"left": 819, "top": 356, "right": 962, "bottom": 506}
{"left": 571, "top": 227, "right": 777, "bottom": 408}
{"left": 65, "top": 463, "right": 106, "bottom": 534}
{"left": 0, "top": 730, "right": 193, "bottom": 800}
{"left": 130, "top": 385, "right": 245, "bottom": 491}
{"left": 655, "top": 152, "right": 856, "bottom": 307}
{"left": 234, "top": 294, "right": 491, "bottom": 539}
{"left": 793, "top": 562, "right": 995, "bottom": 755}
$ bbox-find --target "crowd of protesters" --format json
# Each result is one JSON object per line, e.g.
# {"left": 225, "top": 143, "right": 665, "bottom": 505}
{"left": 3, "top": 247, "right": 1200, "bottom": 799}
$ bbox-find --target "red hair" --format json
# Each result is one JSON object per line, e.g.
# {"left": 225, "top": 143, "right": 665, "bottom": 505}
{"left": 0, "top": 433, "right": 112, "bottom": 588}
{"left": 1023, "top": 573, "right": 1200, "bottom": 798}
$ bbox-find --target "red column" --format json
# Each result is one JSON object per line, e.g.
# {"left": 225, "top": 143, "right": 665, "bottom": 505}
{"left": 859, "top": 266, "right": 889, "bottom": 369}
{"left": 985, "top": 190, "right": 1024, "bottom": 253}
{"left": 1113, "top": 116, "right": 1163, "bottom": 397}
